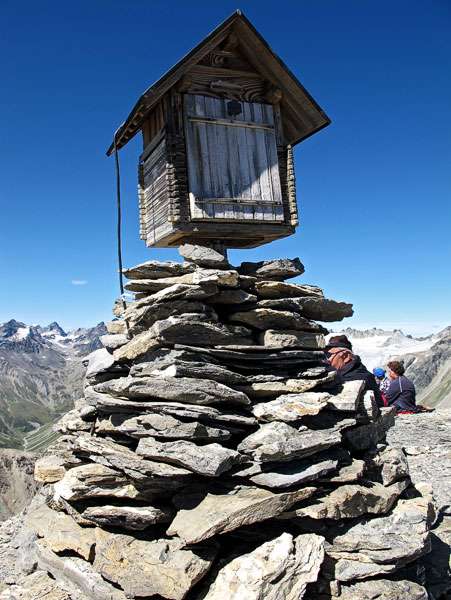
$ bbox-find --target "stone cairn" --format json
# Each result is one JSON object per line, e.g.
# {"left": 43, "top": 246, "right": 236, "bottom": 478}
{"left": 28, "top": 245, "right": 436, "bottom": 600}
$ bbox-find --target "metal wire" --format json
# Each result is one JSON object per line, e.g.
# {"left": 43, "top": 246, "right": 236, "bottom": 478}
{"left": 113, "top": 131, "right": 130, "bottom": 334}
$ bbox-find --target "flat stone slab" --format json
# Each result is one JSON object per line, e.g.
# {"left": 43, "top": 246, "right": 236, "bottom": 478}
{"left": 125, "top": 300, "right": 217, "bottom": 335}
{"left": 326, "top": 494, "right": 435, "bottom": 582}
{"left": 229, "top": 308, "right": 325, "bottom": 332}
{"left": 237, "top": 258, "right": 305, "bottom": 281}
{"left": 289, "top": 479, "right": 408, "bottom": 520}
{"left": 261, "top": 330, "right": 325, "bottom": 349}
{"left": 34, "top": 542, "right": 127, "bottom": 600}
{"left": 206, "top": 289, "right": 257, "bottom": 304}
{"left": 258, "top": 297, "right": 353, "bottom": 322}
{"left": 93, "top": 532, "right": 216, "bottom": 600}
{"left": 248, "top": 456, "right": 339, "bottom": 489}
{"left": 95, "top": 375, "right": 250, "bottom": 406}
{"left": 93, "top": 397, "right": 256, "bottom": 428}
{"left": 136, "top": 360, "right": 248, "bottom": 386}
{"left": 338, "top": 579, "right": 428, "bottom": 600}
{"left": 148, "top": 315, "right": 253, "bottom": 347}
{"left": 179, "top": 244, "right": 230, "bottom": 268}
{"left": 96, "top": 412, "right": 232, "bottom": 442}
{"left": 203, "top": 532, "right": 324, "bottom": 600}
{"left": 238, "top": 371, "right": 336, "bottom": 398}
{"left": 136, "top": 438, "right": 241, "bottom": 476}
{"left": 167, "top": 485, "right": 315, "bottom": 544}
{"left": 252, "top": 392, "right": 331, "bottom": 422}
{"left": 82, "top": 504, "right": 173, "bottom": 530}
{"left": 254, "top": 281, "right": 324, "bottom": 299}
{"left": 26, "top": 504, "right": 96, "bottom": 561}
{"left": 123, "top": 260, "right": 193, "bottom": 280}
{"left": 238, "top": 421, "right": 342, "bottom": 463}
{"left": 327, "top": 380, "right": 366, "bottom": 411}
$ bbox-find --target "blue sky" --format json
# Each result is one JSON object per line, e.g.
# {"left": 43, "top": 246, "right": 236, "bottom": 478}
{"left": 0, "top": 0, "right": 450, "bottom": 335}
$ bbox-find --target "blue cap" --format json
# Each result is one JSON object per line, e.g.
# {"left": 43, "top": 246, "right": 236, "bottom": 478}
{"left": 373, "top": 367, "right": 385, "bottom": 377}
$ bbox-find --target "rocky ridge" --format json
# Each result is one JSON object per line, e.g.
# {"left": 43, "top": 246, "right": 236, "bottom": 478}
{"left": 0, "top": 246, "right": 442, "bottom": 599}
{"left": 0, "top": 320, "right": 106, "bottom": 449}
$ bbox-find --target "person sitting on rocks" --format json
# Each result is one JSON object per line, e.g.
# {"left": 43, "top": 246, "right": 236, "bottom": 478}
{"left": 373, "top": 367, "right": 391, "bottom": 402}
{"left": 385, "top": 360, "right": 419, "bottom": 414}
{"left": 326, "top": 345, "right": 383, "bottom": 406}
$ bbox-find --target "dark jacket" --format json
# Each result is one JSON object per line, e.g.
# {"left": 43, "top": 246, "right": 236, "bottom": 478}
{"left": 334, "top": 356, "right": 383, "bottom": 407}
{"left": 385, "top": 376, "right": 418, "bottom": 413}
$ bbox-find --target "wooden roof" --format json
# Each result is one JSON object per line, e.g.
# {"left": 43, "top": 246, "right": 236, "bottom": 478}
{"left": 106, "top": 11, "right": 330, "bottom": 156}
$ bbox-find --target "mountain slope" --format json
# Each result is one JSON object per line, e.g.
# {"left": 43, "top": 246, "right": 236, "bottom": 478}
{"left": 0, "top": 320, "right": 106, "bottom": 449}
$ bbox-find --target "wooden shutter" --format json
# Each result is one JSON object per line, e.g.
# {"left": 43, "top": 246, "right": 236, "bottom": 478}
{"left": 184, "top": 94, "right": 284, "bottom": 222}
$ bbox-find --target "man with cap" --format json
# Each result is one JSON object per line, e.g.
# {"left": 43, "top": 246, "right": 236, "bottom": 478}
{"left": 324, "top": 335, "right": 383, "bottom": 406}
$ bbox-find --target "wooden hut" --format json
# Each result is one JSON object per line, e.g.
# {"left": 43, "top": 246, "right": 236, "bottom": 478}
{"left": 107, "top": 11, "right": 330, "bottom": 249}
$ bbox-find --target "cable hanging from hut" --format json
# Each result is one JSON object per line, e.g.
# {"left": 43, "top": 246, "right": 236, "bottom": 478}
{"left": 113, "top": 130, "right": 130, "bottom": 333}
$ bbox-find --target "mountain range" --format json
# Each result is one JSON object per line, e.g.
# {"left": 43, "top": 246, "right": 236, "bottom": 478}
{"left": 0, "top": 319, "right": 106, "bottom": 449}
{"left": 337, "top": 326, "right": 451, "bottom": 408}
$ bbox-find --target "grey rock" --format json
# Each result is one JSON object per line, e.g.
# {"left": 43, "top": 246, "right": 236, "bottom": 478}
{"left": 229, "top": 308, "right": 325, "bottom": 332}
{"left": 82, "top": 504, "right": 173, "bottom": 530}
{"left": 143, "top": 282, "right": 218, "bottom": 304}
{"left": 259, "top": 297, "right": 353, "bottom": 322}
{"left": 34, "top": 541, "right": 130, "bottom": 599}
{"left": 125, "top": 269, "right": 239, "bottom": 292}
{"left": 96, "top": 412, "right": 232, "bottom": 441}
{"left": 238, "top": 422, "right": 342, "bottom": 463}
{"left": 85, "top": 348, "right": 127, "bottom": 383}
{"left": 135, "top": 360, "right": 248, "bottom": 386}
{"left": 106, "top": 320, "right": 127, "bottom": 335}
{"left": 70, "top": 435, "right": 192, "bottom": 486}
{"left": 207, "top": 289, "right": 257, "bottom": 304}
{"left": 136, "top": 438, "right": 241, "bottom": 476}
{"left": 53, "top": 462, "right": 175, "bottom": 502}
{"left": 95, "top": 375, "right": 250, "bottom": 406}
{"left": 100, "top": 334, "right": 129, "bottom": 351}
{"left": 167, "top": 485, "right": 315, "bottom": 544}
{"left": 179, "top": 243, "right": 230, "bottom": 268}
{"left": 248, "top": 457, "right": 338, "bottom": 489}
{"left": 252, "top": 392, "right": 331, "bottom": 422}
{"left": 387, "top": 410, "right": 451, "bottom": 513}
{"left": 0, "top": 570, "right": 75, "bottom": 600}
{"left": 337, "top": 579, "right": 428, "bottom": 600}
{"left": 254, "top": 281, "right": 324, "bottom": 299}
{"left": 238, "top": 258, "right": 305, "bottom": 281}
{"left": 238, "top": 371, "right": 336, "bottom": 399}
{"left": 123, "top": 260, "right": 193, "bottom": 280}
{"left": 112, "top": 331, "right": 160, "bottom": 362}
{"left": 321, "top": 458, "right": 366, "bottom": 483}
{"left": 261, "top": 330, "right": 325, "bottom": 349}
{"left": 93, "top": 531, "right": 216, "bottom": 600}
{"left": 25, "top": 504, "right": 96, "bottom": 561}
{"left": 328, "top": 494, "right": 435, "bottom": 581}
{"left": 54, "top": 409, "right": 91, "bottom": 434}
{"left": 94, "top": 397, "right": 256, "bottom": 428}
{"left": 344, "top": 407, "right": 396, "bottom": 450}
{"left": 203, "top": 532, "right": 324, "bottom": 600}
{"left": 148, "top": 314, "right": 253, "bottom": 346}
{"left": 34, "top": 455, "right": 67, "bottom": 484}
{"left": 375, "top": 446, "right": 410, "bottom": 486}
{"left": 125, "top": 300, "right": 217, "bottom": 334}
{"left": 292, "top": 480, "right": 408, "bottom": 520}
{"left": 327, "top": 380, "right": 366, "bottom": 412}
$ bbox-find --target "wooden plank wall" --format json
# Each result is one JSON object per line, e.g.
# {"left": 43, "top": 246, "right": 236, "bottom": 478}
{"left": 184, "top": 94, "right": 284, "bottom": 223}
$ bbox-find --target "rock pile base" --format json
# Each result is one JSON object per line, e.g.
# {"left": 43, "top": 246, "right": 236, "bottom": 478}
{"left": 25, "top": 246, "right": 436, "bottom": 599}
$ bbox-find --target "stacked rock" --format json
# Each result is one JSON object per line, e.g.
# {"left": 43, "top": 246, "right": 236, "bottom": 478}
{"left": 29, "top": 245, "right": 435, "bottom": 600}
